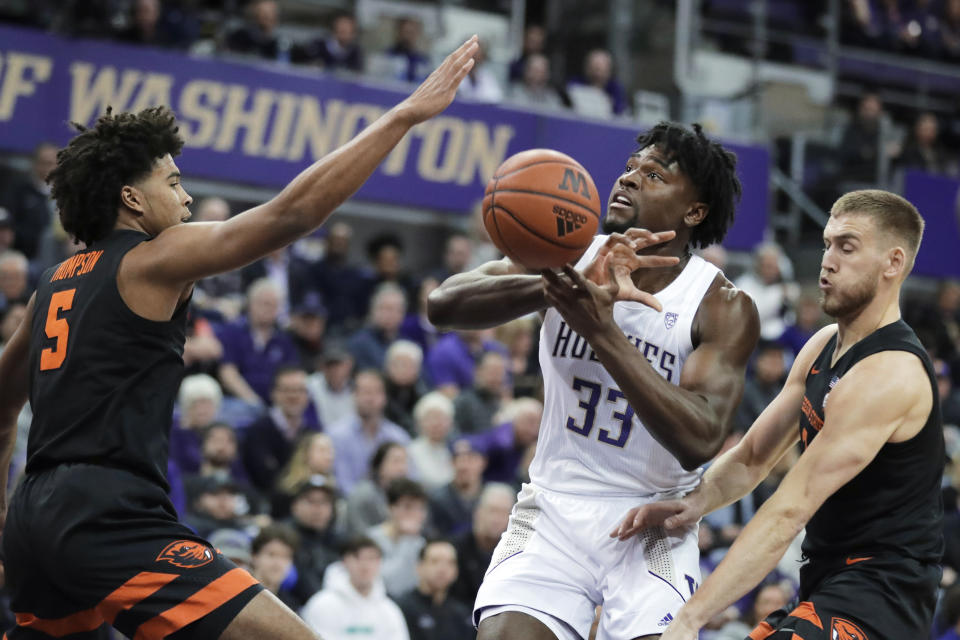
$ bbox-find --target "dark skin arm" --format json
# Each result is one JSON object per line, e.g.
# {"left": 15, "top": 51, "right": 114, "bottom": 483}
{"left": 543, "top": 262, "right": 759, "bottom": 470}
{"left": 428, "top": 229, "right": 679, "bottom": 330}
{"left": 0, "top": 294, "right": 34, "bottom": 533}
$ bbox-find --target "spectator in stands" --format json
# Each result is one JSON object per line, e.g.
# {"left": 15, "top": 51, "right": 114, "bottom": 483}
{"left": 429, "top": 438, "right": 487, "bottom": 537}
{"left": 734, "top": 243, "right": 799, "bottom": 340}
{"left": 183, "top": 475, "right": 244, "bottom": 537}
{"left": 396, "top": 539, "right": 474, "bottom": 640}
{"left": 365, "top": 234, "right": 416, "bottom": 303}
{"left": 306, "top": 342, "right": 355, "bottom": 428}
{"left": 224, "top": 0, "right": 288, "bottom": 62}
{"left": 494, "top": 316, "right": 540, "bottom": 398}
{"left": 190, "top": 197, "right": 244, "bottom": 319}
{"left": 330, "top": 370, "right": 409, "bottom": 493}
{"left": 182, "top": 421, "right": 253, "bottom": 492}
{"left": 425, "top": 329, "right": 507, "bottom": 396}
{"left": 0, "top": 250, "right": 29, "bottom": 315}
{"left": 509, "top": 24, "right": 547, "bottom": 82}
{"left": 384, "top": 340, "right": 429, "bottom": 434}
{"left": 115, "top": 0, "right": 196, "bottom": 49}
{"left": 714, "top": 582, "right": 792, "bottom": 640}
{"left": 312, "top": 222, "right": 368, "bottom": 331}
{"left": 295, "top": 12, "right": 363, "bottom": 72}
{"left": 250, "top": 524, "right": 303, "bottom": 609}
{"left": 0, "top": 302, "right": 27, "bottom": 355}
{"left": 346, "top": 441, "right": 410, "bottom": 534}
{"left": 242, "top": 365, "right": 319, "bottom": 493}
{"left": 287, "top": 291, "right": 327, "bottom": 373}
{"left": 400, "top": 276, "right": 442, "bottom": 357}
{"left": 778, "top": 293, "right": 826, "bottom": 357}
{"left": 240, "top": 246, "right": 313, "bottom": 320}
{"left": 429, "top": 233, "right": 472, "bottom": 283}
{"left": 906, "top": 279, "right": 960, "bottom": 366}
{"left": 368, "top": 478, "right": 429, "bottom": 598}
{"left": 285, "top": 475, "right": 342, "bottom": 603}
{"left": 0, "top": 209, "right": 14, "bottom": 253}
{"left": 208, "top": 528, "right": 253, "bottom": 572}
{"left": 0, "top": 143, "right": 56, "bottom": 260}
{"left": 506, "top": 53, "right": 564, "bottom": 111}
{"left": 838, "top": 91, "right": 885, "bottom": 184}
{"left": 169, "top": 373, "right": 223, "bottom": 474}
{"left": 735, "top": 340, "right": 788, "bottom": 432}
{"left": 459, "top": 40, "right": 503, "bottom": 103}
{"left": 473, "top": 397, "right": 542, "bottom": 484}
{"left": 454, "top": 351, "right": 508, "bottom": 435}
{"left": 386, "top": 17, "right": 430, "bottom": 83}
{"left": 275, "top": 433, "right": 337, "bottom": 514}
{"left": 408, "top": 392, "right": 455, "bottom": 491}
{"left": 347, "top": 282, "right": 406, "bottom": 371}
{"left": 217, "top": 278, "right": 298, "bottom": 404}
{"left": 566, "top": 49, "right": 627, "bottom": 116}
{"left": 301, "top": 537, "right": 410, "bottom": 639}
{"left": 942, "top": 0, "right": 960, "bottom": 60}
{"left": 450, "top": 483, "right": 514, "bottom": 605}
{"left": 894, "top": 111, "right": 955, "bottom": 175}
{"left": 182, "top": 311, "right": 224, "bottom": 379}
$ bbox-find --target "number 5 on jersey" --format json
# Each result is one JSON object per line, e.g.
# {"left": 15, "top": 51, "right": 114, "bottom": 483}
{"left": 40, "top": 289, "right": 76, "bottom": 371}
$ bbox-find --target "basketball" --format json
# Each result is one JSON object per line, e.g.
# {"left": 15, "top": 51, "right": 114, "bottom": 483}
{"left": 482, "top": 149, "right": 600, "bottom": 270}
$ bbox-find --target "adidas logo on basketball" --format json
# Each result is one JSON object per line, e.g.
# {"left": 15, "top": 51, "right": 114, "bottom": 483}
{"left": 658, "top": 613, "right": 674, "bottom": 627}
{"left": 553, "top": 205, "right": 587, "bottom": 237}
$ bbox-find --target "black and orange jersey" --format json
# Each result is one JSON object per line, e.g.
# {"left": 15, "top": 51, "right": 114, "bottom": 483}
{"left": 26, "top": 229, "right": 188, "bottom": 490}
{"left": 799, "top": 319, "right": 944, "bottom": 564}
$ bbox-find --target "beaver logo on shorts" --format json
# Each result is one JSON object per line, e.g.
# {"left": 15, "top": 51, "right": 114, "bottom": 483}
{"left": 156, "top": 540, "right": 215, "bottom": 568}
{"left": 831, "top": 617, "right": 868, "bottom": 640}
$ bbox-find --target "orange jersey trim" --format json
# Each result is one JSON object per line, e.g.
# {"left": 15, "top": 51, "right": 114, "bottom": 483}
{"left": 132, "top": 568, "right": 258, "bottom": 640}
{"left": 15, "top": 571, "right": 178, "bottom": 637}
{"left": 789, "top": 601, "right": 824, "bottom": 630}
{"left": 748, "top": 620, "right": 776, "bottom": 640}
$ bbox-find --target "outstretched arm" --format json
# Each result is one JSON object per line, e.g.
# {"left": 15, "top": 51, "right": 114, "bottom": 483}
{"left": 660, "top": 349, "right": 934, "bottom": 640}
{"left": 611, "top": 326, "right": 836, "bottom": 540}
{"left": 133, "top": 37, "right": 479, "bottom": 287}
{"left": 0, "top": 294, "right": 34, "bottom": 532}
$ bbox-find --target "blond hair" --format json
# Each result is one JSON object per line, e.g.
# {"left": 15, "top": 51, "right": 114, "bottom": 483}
{"left": 830, "top": 190, "right": 924, "bottom": 273}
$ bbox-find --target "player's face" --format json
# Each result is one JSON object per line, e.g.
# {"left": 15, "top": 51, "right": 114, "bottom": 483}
{"left": 604, "top": 145, "right": 701, "bottom": 238}
{"left": 819, "top": 214, "right": 884, "bottom": 319}
{"left": 132, "top": 154, "right": 193, "bottom": 235}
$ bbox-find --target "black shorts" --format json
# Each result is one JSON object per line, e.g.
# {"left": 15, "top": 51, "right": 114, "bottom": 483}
{"left": 746, "top": 555, "right": 940, "bottom": 640}
{"left": 2, "top": 464, "right": 264, "bottom": 640}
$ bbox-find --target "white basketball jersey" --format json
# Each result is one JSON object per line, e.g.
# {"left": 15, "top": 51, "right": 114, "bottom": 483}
{"left": 529, "top": 235, "right": 721, "bottom": 497}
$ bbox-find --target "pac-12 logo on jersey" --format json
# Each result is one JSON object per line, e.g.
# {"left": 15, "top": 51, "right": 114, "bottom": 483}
{"left": 664, "top": 312, "right": 678, "bottom": 330}
{"left": 156, "top": 540, "right": 215, "bottom": 568}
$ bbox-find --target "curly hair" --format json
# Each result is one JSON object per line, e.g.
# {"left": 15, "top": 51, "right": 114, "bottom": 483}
{"left": 47, "top": 106, "right": 184, "bottom": 246}
{"left": 635, "top": 122, "right": 741, "bottom": 249}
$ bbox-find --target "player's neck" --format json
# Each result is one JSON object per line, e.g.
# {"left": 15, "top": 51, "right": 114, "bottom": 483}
{"left": 833, "top": 288, "right": 901, "bottom": 363}
{"left": 631, "top": 249, "right": 691, "bottom": 295}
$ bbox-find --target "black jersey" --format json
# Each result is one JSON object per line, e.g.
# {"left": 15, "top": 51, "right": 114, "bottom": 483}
{"left": 798, "top": 319, "right": 944, "bottom": 563}
{"left": 26, "top": 229, "right": 188, "bottom": 489}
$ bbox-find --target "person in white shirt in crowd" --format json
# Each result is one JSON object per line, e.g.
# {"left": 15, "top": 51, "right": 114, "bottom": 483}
{"left": 367, "top": 478, "right": 430, "bottom": 598}
{"left": 407, "top": 391, "right": 456, "bottom": 490}
{"left": 306, "top": 342, "right": 355, "bottom": 429}
{"left": 506, "top": 54, "right": 564, "bottom": 111}
{"left": 301, "top": 536, "right": 410, "bottom": 640}
{"left": 734, "top": 242, "right": 800, "bottom": 340}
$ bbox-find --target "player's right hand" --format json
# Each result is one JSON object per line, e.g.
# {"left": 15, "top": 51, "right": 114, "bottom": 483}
{"left": 609, "top": 495, "right": 702, "bottom": 541}
{"left": 394, "top": 36, "right": 479, "bottom": 125}
{"left": 582, "top": 229, "right": 679, "bottom": 305}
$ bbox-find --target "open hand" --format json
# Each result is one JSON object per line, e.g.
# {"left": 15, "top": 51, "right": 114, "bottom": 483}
{"left": 610, "top": 493, "right": 704, "bottom": 541}
{"left": 582, "top": 229, "right": 679, "bottom": 311}
{"left": 395, "top": 36, "right": 478, "bottom": 125}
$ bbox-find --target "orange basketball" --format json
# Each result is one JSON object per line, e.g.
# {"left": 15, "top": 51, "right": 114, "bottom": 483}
{"left": 483, "top": 149, "right": 600, "bottom": 270}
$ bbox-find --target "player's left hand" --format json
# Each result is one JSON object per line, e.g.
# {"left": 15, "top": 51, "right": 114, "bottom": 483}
{"left": 542, "top": 261, "right": 619, "bottom": 338}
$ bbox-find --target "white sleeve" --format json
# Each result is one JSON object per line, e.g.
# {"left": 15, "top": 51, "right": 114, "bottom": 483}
{"left": 300, "top": 593, "right": 339, "bottom": 639}
{"left": 384, "top": 601, "right": 411, "bottom": 640}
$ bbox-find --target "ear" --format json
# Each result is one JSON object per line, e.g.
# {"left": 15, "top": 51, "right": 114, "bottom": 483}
{"left": 119, "top": 185, "right": 145, "bottom": 215}
{"left": 884, "top": 246, "right": 907, "bottom": 280}
{"left": 684, "top": 202, "right": 708, "bottom": 228}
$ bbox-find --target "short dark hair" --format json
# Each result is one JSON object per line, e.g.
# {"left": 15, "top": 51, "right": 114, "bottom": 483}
{"left": 48, "top": 106, "right": 184, "bottom": 246}
{"left": 418, "top": 538, "right": 455, "bottom": 561}
{"left": 366, "top": 232, "right": 404, "bottom": 259}
{"left": 251, "top": 523, "right": 299, "bottom": 555}
{"left": 370, "top": 441, "right": 406, "bottom": 475}
{"left": 271, "top": 365, "right": 307, "bottom": 391}
{"left": 830, "top": 189, "right": 924, "bottom": 273}
{"left": 634, "top": 122, "right": 741, "bottom": 249}
{"left": 201, "top": 421, "right": 236, "bottom": 444}
{"left": 386, "top": 477, "right": 427, "bottom": 505}
{"left": 341, "top": 535, "right": 382, "bottom": 558}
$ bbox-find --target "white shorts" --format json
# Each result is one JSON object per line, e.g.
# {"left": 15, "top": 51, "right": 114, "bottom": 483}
{"left": 474, "top": 483, "right": 700, "bottom": 640}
